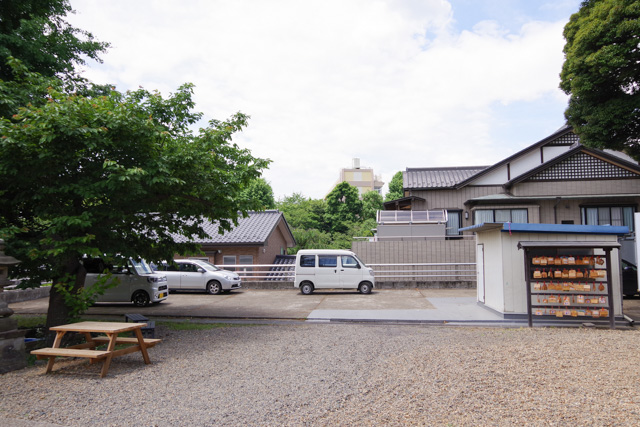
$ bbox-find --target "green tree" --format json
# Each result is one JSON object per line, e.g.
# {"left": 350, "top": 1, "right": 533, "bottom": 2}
{"left": 361, "top": 191, "right": 383, "bottom": 220}
{"left": 324, "top": 182, "right": 363, "bottom": 234}
{"left": 0, "top": 0, "right": 108, "bottom": 83}
{"left": 290, "top": 228, "right": 334, "bottom": 253}
{"left": 277, "top": 193, "right": 327, "bottom": 231}
{"left": 240, "top": 178, "right": 276, "bottom": 210}
{"left": 560, "top": 0, "right": 640, "bottom": 160}
{"left": 0, "top": 69, "right": 269, "bottom": 331}
{"left": 385, "top": 171, "right": 404, "bottom": 201}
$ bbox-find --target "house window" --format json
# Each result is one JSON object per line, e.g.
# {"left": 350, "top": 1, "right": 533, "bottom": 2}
{"left": 582, "top": 206, "right": 634, "bottom": 232}
{"left": 474, "top": 208, "right": 528, "bottom": 224}
{"left": 223, "top": 255, "right": 236, "bottom": 271}
{"left": 239, "top": 255, "right": 253, "bottom": 272}
{"left": 446, "top": 210, "right": 462, "bottom": 236}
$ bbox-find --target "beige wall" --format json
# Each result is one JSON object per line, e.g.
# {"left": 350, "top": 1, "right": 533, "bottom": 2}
{"left": 409, "top": 178, "right": 640, "bottom": 229}
{"left": 512, "top": 178, "right": 640, "bottom": 197}
{"left": 352, "top": 239, "right": 475, "bottom": 264}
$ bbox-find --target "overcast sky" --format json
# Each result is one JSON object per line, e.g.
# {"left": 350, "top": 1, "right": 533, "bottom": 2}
{"left": 67, "top": 0, "right": 582, "bottom": 200}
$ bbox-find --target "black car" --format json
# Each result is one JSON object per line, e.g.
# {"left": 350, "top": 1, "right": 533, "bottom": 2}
{"left": 623, "top": 259, "right": 639, "bottom": 297}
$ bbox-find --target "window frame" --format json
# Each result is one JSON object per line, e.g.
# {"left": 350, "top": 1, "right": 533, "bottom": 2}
{"left": 581, "top": 205, "right": 635, "bottom": 232}
{"left": 473, "top": 208, "right": 528, "bottom": 224}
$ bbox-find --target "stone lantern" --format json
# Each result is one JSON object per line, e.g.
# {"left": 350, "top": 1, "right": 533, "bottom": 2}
{"left": 0, "top": 239, "right": 26, "bottom": 373}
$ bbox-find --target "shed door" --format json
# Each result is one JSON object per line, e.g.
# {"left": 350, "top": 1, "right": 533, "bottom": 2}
{"left": 476, "top": 244, "right": 485, "bottom": 303}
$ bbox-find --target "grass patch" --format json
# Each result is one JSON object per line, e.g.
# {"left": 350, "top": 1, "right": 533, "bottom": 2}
{"left": 157, "top": 320, "right": 256, "bottom": 331}
{"left": 15, "top": 315, "right": 47, "bottom": 329}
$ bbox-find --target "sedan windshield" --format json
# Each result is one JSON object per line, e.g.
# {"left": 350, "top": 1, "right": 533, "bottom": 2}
{"left": 197, "top": 260, "right": 220, "bottom": 271}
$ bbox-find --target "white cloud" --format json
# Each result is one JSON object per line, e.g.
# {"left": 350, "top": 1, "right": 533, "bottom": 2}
{"left": 68, "top": 0, "right": 572, "bottom": 199}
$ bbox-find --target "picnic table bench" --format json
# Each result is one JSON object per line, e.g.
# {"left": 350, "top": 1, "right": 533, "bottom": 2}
{"left": 31, "top": 321, "right": 161, "bottom": 378}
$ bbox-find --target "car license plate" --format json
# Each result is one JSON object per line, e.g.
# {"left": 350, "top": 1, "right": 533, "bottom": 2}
{"left": 158, "top": 292, "right": 166, "bottom": 299}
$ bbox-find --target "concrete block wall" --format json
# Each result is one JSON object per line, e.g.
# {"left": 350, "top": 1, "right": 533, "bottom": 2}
{"left": 352, "top": 239, "right": 476, "bottom": 264}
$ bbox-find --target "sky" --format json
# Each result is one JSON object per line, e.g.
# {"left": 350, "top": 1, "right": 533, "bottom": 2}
{"left": 67, "top": 0, "right": 583, "bottom": 200}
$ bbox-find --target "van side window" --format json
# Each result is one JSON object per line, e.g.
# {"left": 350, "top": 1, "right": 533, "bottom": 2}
{"left": 341, "top": 256, "right": 358, "bottom": 268}
{"left": 318, "top": 256, "right": 337, "bottom": 268}
{"left": 300, "top": 255, "right": 315, "bottom": 267}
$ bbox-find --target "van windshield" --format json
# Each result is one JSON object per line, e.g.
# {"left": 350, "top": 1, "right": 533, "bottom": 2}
{"left": 353, "top": 255, "right": 367, "bottom": 268}
{"left": 130, "top": 259, "right": 153, "bottom": 275}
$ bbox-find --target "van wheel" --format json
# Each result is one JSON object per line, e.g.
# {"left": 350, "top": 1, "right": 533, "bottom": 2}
{"left": 358, "top": 282, "right": 373, "bottom": 294}
{"left": 206, "top": 281, "right": 222, "bottom": 295}
{"left": 132, "top": 291, "right": 150, "bottom": 307}
{"left": 300, "top": 282, "right": 314, "bottom": 295}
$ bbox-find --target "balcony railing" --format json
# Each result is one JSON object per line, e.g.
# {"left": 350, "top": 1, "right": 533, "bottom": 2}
{"left": 377, "top": 209, "right": 448, "bottom": 224}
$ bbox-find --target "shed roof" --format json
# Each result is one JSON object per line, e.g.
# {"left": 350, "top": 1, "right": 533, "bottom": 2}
{"left": 517, "top": 241, "right": 621, "bottom": 249}
{"left": 460, "top": 222, "right": 629, "bottom": 235}
{"left": 174, "top": 210, "right": 295, "bottom": 246}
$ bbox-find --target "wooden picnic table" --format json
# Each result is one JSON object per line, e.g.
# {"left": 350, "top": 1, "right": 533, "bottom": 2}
{"left": 31, "top": 321, "right": 161, "bottom": 378}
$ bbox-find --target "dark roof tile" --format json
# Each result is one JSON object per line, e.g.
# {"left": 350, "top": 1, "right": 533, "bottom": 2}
{"left": 174, "top": 210, "right": 287, "bottom": 245}
{"left": 404, "top": 166, "right": 488, "bottom": 189}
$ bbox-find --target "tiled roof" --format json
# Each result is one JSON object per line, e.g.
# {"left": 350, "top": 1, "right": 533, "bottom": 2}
{"left": 174, "top": 210, "right": 290, "bottom": 245}
{"left": 404, "top": 166, "right": 488, "bottom": 189}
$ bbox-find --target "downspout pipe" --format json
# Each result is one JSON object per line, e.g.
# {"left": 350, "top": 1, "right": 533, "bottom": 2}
{"left": 553, "top": 197, "right": 562, "bottom": 224}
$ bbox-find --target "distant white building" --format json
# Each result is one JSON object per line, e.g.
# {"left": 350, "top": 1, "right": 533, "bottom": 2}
{"left": 332, "top": 158, "right": 384, "bottom": 197}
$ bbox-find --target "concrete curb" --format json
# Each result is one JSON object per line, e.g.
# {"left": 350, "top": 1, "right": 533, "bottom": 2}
{"left": 0, "top": 287, "right": 50, "bottom": 304}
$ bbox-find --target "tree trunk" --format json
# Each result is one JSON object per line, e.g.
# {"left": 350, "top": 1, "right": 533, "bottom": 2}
{"left": 44, "top": 257, "right": 86, "bottom": 346}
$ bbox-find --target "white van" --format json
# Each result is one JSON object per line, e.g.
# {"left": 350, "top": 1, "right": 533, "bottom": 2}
{"left": 84, "top": 258, "right": 169, "bottom": 306}
{"left": 294, "top": 249, "right": 375, "bottom": 295}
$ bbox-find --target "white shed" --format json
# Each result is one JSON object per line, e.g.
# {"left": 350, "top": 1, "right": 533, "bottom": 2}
{"left": 461, "top": 223, "right": 629, "bottom": 327}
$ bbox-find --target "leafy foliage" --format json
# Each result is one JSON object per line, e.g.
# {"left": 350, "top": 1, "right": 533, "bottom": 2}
{"left": 278, "top": 185, "right": 379, "bottom": 253}
{"left": 239, "top": 178, "right": 276, "bottom": 210}
{"left": 277, "top": 193, "right": 327, "bottom": 231}
{"left": 53, "top": 272, "right": 118, "bottom": 322}
{"left": 385, "top": 171, "right": 404, "bottom": 201}
{"left": 560, "top": 0, "right": 640, "bottom": 160}
{"left": 0, "top": 0, "right": 108, "bottom": 82}
{"left": 0, "top": 66, "right": 269, "bottom": 327}
{"left": 324, "top": 182, "right": 363, "bottom": 234}
{"left": 362, "top": 191, "right": 383, "bottom": 220}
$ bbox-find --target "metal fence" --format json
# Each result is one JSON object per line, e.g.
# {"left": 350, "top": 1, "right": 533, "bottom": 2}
{"left": 225, "top": 262, "right": 476, "bottom": 282}
{"left": 368, "top": 262, "right": 476, "bottom": 281}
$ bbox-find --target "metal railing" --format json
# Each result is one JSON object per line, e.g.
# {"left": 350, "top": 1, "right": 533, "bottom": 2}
{"left": 368, "top": 262, "right": 477, "bottom": 281}
{"left": 223, "top": 262, "right": 476, "bottom": 282}
{"left": 223, "top": 264, "right": 294, "bottom": 281}
{"left": 377, "top": 209, "right": 448, "bottom": 224}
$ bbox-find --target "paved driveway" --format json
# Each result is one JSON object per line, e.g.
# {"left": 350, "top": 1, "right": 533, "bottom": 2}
{"left": 11, "top": 288, "right": 475, "bottom": 320}
{"left": 10, "top": 288, "right": 640, "bottom": 326}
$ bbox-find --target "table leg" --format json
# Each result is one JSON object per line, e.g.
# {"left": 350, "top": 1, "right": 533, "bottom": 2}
{"left": 100, "top": 332, "right": 118, "bottom": 378}
{"left": 84, "top": 332, "right": 100, "bottom": 364}
{"left": 134, "top": 327, "right": 151, "bottom": 364}
{"left": 46, "top": 331, "right": 66, "bottom": 373}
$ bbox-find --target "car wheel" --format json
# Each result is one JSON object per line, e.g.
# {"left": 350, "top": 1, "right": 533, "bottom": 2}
{"left": 206, "top": 281, "right": 222, "bottom": 295}
{"left": 300, "top": 282, "right": 314, "bottom": 295}
{"left": 359, "top": 282, "right": 372, "bottom": 294}
{"left": 132, "top": 290, "right": 150, "bottom": 307}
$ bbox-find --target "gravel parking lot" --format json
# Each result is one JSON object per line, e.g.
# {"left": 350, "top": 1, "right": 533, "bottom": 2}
{"left": 2, "top": 323, "right": 640, "bottom": 426}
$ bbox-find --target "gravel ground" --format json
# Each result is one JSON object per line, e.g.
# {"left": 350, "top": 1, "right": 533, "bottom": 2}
{"left": 2, "top": 323, "right": 640, "bottom": 426}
